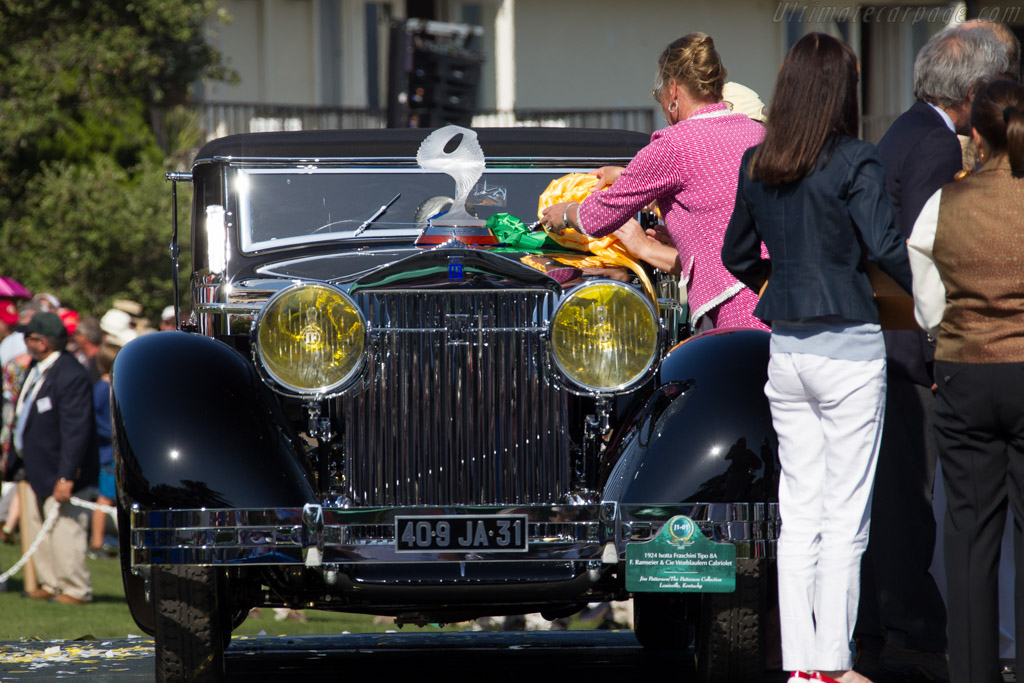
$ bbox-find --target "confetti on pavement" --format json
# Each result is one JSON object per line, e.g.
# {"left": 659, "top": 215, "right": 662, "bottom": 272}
{"left": 0, "top": 638, "right": 154, "bottom": 678}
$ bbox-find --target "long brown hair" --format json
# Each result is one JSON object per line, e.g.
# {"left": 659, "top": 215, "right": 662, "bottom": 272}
{"left": 751, "top": 33, "right": 860, "bottom": 186}
{"left": 971, "top": 78, "right": 1024, "bottom": 178}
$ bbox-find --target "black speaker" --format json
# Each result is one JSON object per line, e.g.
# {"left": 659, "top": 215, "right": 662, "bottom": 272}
{"left": 387, "top": 20, "right": 484, "bottom": 128}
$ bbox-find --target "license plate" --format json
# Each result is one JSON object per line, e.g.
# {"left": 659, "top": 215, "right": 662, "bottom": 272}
{"left": 395, "top": 515, "right": 529, "bottom": 553}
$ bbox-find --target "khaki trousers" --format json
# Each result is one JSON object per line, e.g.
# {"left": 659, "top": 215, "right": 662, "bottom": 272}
{"left": 21, "top": 486, "right": 92, "bottom": 601}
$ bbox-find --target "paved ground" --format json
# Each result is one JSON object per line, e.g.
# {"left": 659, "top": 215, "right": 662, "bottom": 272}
{"left": 0, "top": 631, "right": 793, "bottom": 681}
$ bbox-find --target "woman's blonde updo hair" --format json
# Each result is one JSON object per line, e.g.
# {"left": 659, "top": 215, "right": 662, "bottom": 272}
{"left": 655, "top": 33, "right": 727, "bottom": 102}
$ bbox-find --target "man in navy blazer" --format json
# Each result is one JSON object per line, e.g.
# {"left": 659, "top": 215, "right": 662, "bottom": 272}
{"left": 855, "top": 25, "right": 1009, "bottom": 680}
{"left": 14, "top": 312, "right": 98, "bottom": 604}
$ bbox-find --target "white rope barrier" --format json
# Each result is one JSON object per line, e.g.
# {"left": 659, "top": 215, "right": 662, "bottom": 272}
{"left": 0, "top": 503, "right": 60, "bottom": 585}
{"left": 69, "top": 495, "right": 118, "bottom": 516}
{"left": 0, "top": 496, "right": 118, "bottom": 585}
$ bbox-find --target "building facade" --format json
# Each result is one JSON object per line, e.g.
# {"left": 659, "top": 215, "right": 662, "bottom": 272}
{"left": 197, "top": 0, "right": 1023, "bottom": 140}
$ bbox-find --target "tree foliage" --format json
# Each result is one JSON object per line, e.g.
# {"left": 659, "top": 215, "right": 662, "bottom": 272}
{"left": 3, "top": 156, "right": 190, "bottom": 317}
{"left": 0, "top": 0, "right": 229, "bottom": 320}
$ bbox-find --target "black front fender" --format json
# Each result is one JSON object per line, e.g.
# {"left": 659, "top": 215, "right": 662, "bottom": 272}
{"left": 604, "top": 328, "right": 779, "bottom": 505}
{"left": 111, "top": 331, "right": 316, "bottom": 510}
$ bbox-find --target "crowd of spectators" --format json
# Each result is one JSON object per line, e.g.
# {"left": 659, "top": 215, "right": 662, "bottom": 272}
{"left": 0, "top": 291, "right": 177, "bottom": 602}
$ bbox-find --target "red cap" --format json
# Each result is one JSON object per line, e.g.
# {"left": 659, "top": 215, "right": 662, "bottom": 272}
{"left": 59, "top": 308, "right": 79, "bottom": 335}
{"left": 0, "top": 299, "right": 17, "bottom": 327}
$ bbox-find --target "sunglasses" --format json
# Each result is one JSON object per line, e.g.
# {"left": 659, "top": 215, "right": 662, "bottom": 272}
{"left": 652, "top": 80, "right": 664, "bottom": 103}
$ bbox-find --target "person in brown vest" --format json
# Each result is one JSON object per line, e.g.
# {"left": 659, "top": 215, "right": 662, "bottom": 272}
{"left": 907, "top": 77, "right": 1024, "bottom": 683}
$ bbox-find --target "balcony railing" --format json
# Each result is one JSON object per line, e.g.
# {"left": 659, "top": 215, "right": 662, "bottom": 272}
{"left": 472, "top": 107, "right": 657, "bottom": 134}
{"left": 200, "top": 102, "right": 388, "bottom": 140}
{"left": 189, "top": 101, "right": 658, "bottom": 140}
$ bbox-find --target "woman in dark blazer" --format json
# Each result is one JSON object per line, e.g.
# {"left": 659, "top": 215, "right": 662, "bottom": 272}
{"left": 721, "top": 33, "right": 912, "bottom": 683}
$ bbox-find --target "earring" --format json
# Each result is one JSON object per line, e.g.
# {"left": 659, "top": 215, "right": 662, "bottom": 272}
{"left": 668, "top": 100, "right": 678, "bottom": 114}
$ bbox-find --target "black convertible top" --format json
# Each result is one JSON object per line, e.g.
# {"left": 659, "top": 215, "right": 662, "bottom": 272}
{"left": 194, "top": 127, "right": 650, "bottom": 163}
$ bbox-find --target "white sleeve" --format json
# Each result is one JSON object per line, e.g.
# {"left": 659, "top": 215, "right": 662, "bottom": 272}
{"left": 907, "top": 189, "right": 945, "bottom": 335}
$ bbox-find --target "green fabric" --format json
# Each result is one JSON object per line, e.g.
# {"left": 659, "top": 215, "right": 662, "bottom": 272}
{"left": 486, "top": 213, "right": 567, "bottom": 251}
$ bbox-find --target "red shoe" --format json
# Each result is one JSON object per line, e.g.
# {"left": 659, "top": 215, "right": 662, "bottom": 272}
{"left": 787, "top": 672, "right": 842, "bottom": 683}
{"left": 811, "top": 673, "right": 842, "bottom": 683}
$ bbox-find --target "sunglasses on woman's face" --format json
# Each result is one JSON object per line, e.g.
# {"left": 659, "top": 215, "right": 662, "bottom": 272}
{"left": 652, "top": 74, "right": 667, "bottom": 103}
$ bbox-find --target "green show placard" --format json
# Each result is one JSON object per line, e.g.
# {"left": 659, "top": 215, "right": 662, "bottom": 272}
{"left": 626, "top": 515, "right": 736, "bottom": 593}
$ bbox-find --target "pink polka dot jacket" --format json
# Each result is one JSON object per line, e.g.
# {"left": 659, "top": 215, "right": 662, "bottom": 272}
{"left": 577, "top": 102, "right": 767, "bottom": 329}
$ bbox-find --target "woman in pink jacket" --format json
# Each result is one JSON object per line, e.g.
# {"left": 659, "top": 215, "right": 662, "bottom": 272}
{"left": 541, "top": 32, "right": 766, "bottom": 332}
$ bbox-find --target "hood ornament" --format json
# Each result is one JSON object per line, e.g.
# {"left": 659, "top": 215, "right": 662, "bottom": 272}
{"left": 414, "top": 125, "right": 498, "bottom": 247}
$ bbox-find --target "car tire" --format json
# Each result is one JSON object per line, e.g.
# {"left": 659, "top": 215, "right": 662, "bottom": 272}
{"left": 693, "top": 556, "right": 767, "bottom": 683}
{"left": 153, "top": 565, "right": 226, "bottom": 683}
{"left": 632, "top": 593, "right": 691, "bottom": 650}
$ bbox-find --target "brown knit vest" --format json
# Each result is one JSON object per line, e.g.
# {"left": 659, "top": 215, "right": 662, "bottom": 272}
{"left": 932, "top": 156, "right": 1024, "bottom": 363}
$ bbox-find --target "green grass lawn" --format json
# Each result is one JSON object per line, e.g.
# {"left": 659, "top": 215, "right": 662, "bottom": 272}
{"left": 0, "top": 543, "right": 460, "bottom": 641}
{"left": 0, "top": 543, "right": 609, "bottom": 641}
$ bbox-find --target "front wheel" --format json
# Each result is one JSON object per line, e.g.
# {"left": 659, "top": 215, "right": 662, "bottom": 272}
{"left": 153, "top": 565, "right": 226, "bottom": 683}
{"left": 694, "top": 557, "right": 768, "bottom": 683}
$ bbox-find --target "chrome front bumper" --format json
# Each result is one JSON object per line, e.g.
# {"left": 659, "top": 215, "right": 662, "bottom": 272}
{"left": 130, "top": 501, "right": 779, "bottom": 566}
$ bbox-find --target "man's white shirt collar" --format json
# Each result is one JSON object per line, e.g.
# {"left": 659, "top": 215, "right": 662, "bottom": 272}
{"left": 32, "top": 350, "right": 62, "bottom": 375}
{"left": 926, "top": 102, "right": 956, "bottom": 133}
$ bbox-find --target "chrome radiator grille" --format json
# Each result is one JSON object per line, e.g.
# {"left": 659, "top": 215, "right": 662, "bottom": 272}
{"left": 340, "top": 288, "right": 572, "bottom": 506}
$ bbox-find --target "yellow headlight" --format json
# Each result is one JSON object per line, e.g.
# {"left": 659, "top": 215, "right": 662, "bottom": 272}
{"left": 256, "top": 283, "right": 366, "bottom": 394}
{"left": 551, "top": 282, "right": 660, "bottom": 392}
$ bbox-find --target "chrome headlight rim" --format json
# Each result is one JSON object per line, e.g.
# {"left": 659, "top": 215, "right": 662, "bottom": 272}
{"left": 549, "top": 279, "right": 662, "bottom": 394}
{"left": 253, "top": 281, "right": 368, "bottom": 397}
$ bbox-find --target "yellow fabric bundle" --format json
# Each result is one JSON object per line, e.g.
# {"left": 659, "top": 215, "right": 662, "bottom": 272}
{"left": 520, "top": 252, "right": 623, "bottom": 275}
{"left": 536, "top": 173, "right": 657, "bottom": 304}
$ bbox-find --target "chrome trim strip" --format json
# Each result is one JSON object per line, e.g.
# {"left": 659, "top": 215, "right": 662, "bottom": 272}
{"left": 618, "top": 502, "right": 781, "bottom": 560}
{"left": 254, "top": 252, "right": 414, "bottom": 280}
{"left": 130, "top": 505, "right": 612, "bottom": 566}
{"left": 193, "top": 155, "right": 635, "bottom": 168}
{"left": 194, "top": 302, "right": 263, "bottom": 315}
{"left": 129, "top": 503, "right": 779, "bottom": 565}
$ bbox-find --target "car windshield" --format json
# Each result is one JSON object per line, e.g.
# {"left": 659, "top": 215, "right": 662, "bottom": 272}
{"left": 234, "top": 167, "right": 582, "bottom": 252}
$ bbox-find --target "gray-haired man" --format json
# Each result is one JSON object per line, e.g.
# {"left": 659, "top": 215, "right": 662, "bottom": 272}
{"left": 855, "top": 24, "right": 1009, "bottom": 683}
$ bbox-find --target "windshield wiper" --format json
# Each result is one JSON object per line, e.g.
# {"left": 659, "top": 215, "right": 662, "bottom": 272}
{"left": 352, "top": 193, "right": 401, "bottom": 237}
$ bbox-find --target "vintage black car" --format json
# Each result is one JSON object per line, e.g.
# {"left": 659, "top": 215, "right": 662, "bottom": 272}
{"left": 112, "top": 125, "right": 780, "bottom": 682}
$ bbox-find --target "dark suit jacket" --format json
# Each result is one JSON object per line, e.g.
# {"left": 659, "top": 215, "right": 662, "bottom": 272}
{"left": 20, "top": 351, "right": 99, "bottom": 502}
{"left": 877, "top": 100, "right": 963, "bottom": 386}
{"left": 722, "top": 136, "right": 912, "bottom": 324}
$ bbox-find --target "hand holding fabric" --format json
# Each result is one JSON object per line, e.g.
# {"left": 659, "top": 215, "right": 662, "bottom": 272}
{"left": 589, "top": 165, "right": 624, "bottom": 191}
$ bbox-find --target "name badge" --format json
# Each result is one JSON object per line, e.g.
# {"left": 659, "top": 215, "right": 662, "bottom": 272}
{"left": 36, "top": 396, "right": 53, "bottom": 414}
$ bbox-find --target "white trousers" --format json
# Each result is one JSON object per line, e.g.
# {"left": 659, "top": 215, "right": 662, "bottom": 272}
{"left": 766, "top": 352, "right": 886, "bottom": 671}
